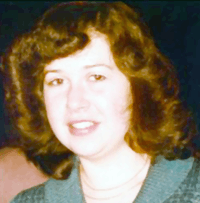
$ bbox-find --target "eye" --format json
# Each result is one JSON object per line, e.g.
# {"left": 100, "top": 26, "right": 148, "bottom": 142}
{"left": 90, "top": 74, "right": 106, "bottom": 82}
{"left": 47, "top": 78, "right": 64, "bottom": 86}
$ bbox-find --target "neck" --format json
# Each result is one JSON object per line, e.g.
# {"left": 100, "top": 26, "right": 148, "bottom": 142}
{"left": 79, "top": 142, "right": 151, "bottom": 190}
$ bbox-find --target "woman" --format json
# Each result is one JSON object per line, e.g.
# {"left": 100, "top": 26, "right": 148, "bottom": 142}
{"left": 3, "top": 2, "right": 200, "bottom": 202}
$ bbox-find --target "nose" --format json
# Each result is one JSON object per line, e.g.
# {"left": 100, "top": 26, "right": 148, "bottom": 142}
{"left": 66, "top": 83, "right": 90, "bottom": 112}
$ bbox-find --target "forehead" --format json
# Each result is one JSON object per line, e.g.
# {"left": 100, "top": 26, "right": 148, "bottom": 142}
{"left": 44, "top": 33, "right": 116, "bottom": 70}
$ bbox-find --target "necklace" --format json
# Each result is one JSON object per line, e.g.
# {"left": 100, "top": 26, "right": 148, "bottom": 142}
{"left": 84, "top": 179, "right": 143, "bottom": 200}
{"left": 81, "top": 161, "right": 148, "bottom": 200}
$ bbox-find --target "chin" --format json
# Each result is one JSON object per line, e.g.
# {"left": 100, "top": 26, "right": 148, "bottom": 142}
{"left": 73, "top": 146, "right": 107, "bottom": 160}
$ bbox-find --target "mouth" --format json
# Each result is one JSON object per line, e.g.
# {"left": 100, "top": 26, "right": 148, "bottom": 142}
{"left": 68, "top": 120, "right": 99, "bottom": 136}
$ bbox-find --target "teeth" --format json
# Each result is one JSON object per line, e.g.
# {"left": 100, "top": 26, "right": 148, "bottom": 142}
{"left": 71, "top": 122, "right": 94, "bottom": 129}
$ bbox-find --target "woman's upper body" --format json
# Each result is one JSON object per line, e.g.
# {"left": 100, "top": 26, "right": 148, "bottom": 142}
{"left": 0, "top": 147, "right": 48, "bottom": 203}
{"left": 11, "top": 155, "right": 200, "bottom": 203}
{"left": 2, "top": 2, "right": 200, "bottom": 203}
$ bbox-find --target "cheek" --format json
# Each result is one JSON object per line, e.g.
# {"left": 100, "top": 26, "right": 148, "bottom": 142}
{"left": 104, "top": 86, "right": 133, "bottom": 122}
{"left": 112, "top": 98, "right": 132, "bottom": 124}
{"left": 43, "top": 91, "right": 64, "bottom": 123}
{"left": 115, "top": 89, "right": 133, "bottom": 124}
{"left": 44, "top": 92, "right": 54, "bottom": 115}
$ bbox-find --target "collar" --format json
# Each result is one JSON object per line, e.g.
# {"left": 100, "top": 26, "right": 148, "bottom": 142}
{"left": 45, "top": 156, "right": 194, "bottom": 203}
{"left": 134, "top": 156, "right": 194, "bottom": 203}
{"left": 45, "top": 155, "right": 85, "bottom": 203}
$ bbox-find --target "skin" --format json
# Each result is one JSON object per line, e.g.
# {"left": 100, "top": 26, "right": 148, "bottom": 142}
{"left": 43, "top": 32, "right": 150, "bottom": 201}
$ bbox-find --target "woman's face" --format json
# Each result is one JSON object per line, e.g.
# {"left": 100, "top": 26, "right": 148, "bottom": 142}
{"left": 43, "top": 34, "right": 133, "bottom": 160}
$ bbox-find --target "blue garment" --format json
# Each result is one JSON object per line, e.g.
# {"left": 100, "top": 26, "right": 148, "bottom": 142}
{"left": 11, "top": 156, "right": 200, "bottom": 203}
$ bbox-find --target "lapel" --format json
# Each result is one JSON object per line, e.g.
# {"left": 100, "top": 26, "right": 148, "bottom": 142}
{"left": 44, "top": 155, "right": 194, "bottom": 203}
{"left": 45, "top": 155, "right": 85, "bottom": 203}
{"left": 134, "top": 156, "right": 194, "bottom": 203}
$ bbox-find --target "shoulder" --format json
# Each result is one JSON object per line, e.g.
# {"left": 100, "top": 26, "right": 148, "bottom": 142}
{"left": 10, "top": 183, "right": 45, "bottom": 203}
{"left": 182, "top": 158, "right": 200, "bottom": 190}
{"left": 165, "top": 158, "right": 200, "bottom": 202}
{"left": 180, "top": 158, "right": 200, "bottom": 189}
{"left": 11, "top": 155, "right": 83, "bottom": 202}
{"left": 10, "top": 165, "right": 82, "bottom": 203}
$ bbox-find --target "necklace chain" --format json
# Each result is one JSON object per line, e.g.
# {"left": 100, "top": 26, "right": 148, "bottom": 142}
{"left": 81, "top": 161, "right": 148, "bottom": 200}
{"left": 84, "top": 180, "right": 143, "bottom": 200}
{"left": 82, "top": 164, "right": 145, "bottom": 191}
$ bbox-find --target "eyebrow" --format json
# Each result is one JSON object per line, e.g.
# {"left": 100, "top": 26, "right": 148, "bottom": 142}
{"left": 84, "top": 64, "right": 112, "bottom": 70}
{"left": 44, "top": 64, "right": 112, "bottom": 75}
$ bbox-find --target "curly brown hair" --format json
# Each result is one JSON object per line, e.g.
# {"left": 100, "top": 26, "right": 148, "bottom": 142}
{"left": 2, "top": 2, "right": 199, "bottom": 179}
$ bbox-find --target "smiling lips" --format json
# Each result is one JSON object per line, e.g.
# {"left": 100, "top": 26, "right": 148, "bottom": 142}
{"left": 68, "top": 120, "right": 99, "bottom": 136}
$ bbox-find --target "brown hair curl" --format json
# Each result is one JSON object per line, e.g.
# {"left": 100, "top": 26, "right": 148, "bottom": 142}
{"left": 2, "top": 2, "right": 199, "bottom": 179}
